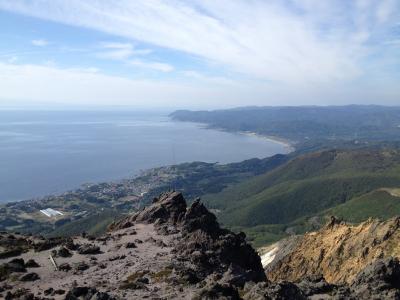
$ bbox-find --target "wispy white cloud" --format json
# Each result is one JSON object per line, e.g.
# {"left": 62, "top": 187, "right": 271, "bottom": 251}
{"left": 0, "top": 61, "right": 398, "bottom": 108}
{"left": 31, "top": 39, "right": 49, "bottom": 47}
{"left": 0, "top": 0, "right": 399, "bottom": 107}
{"left": 97, "top": 42, "right": 152, "bottom": 60}
{"left": 2, "top": 0, "right": 397, "bottom": 84}
{"left": 96, "top": 41, "right": 170, "bottom": 71}
{"left": 128, "top": 59, "right": 174, "bottom": 72}
{"left": 0, "top": 61, "right": 237, "bottom": 108}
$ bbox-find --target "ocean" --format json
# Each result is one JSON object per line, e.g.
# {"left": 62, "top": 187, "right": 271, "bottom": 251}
{"left": 0, "top": 110, "right": 288, "bottom": 202}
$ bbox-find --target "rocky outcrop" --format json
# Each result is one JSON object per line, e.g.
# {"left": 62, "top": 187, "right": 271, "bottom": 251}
{"left": 3, "top": 192, "right": 400, "bottom": 299}
{"left": 112, "top": 192, "right": 266, "bottom": 286}
{"left": 265, "top": 217, "right": 400, "bottom": 284}
{"left": 351, "top": 257, "right": 400, "bottom": 299}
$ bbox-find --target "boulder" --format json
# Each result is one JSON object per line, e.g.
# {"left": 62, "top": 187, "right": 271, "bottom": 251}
{"left": 25, "top": 259, "right": 40, "bottom": 268}
{"left": 78, "top": 244, "right": 100, "bottom": 255}
{"left": 57, "top": 247, "right": 72, "bottom": 257}
{"left": 65, "top": 286, "right": 116, "bottom": 299}
{"left": 19, "top": 272, "right": 40, "bottom": 282}
{"left": 6, "top": 258, "right": 26, "bottom": 273}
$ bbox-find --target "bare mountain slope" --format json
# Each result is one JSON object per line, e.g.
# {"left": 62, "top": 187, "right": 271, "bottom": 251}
{"left": 2, "top": 192, "right": 400, "bottom": 299}
{"left": 265, "top": 216, "right": 400, "bottom": 285}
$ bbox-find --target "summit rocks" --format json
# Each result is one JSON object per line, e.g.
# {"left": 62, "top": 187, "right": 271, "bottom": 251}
{"left": 111, "top": 192, "right": 266, "bottom": 285}
{"left": 3, "top": 192, "right": 400, "bottom": 299}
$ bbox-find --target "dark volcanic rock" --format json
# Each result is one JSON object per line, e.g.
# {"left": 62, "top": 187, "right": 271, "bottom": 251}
{"left": 110, "top": 191, "right": 187, "bottom": 229}
{"left": 59, "top": 263, "right": 72, "bottom": 272}
{"left": 195, "top": 283, "right": 241, "bottom": 300}
{"left": 19, "top": 272, "right": 40, "bottom": 282}
{"left": 0, "top": 248, "right": 23, "bottom": 259}
{"left": 180, "top": 198, "right": 220, "bottom": 234}
{"left": 296, "top": 275, "right": 335, "bottom": 296}
{"left": 6, "top": 258, "right": 26, "bottom": 273}
{"left": 351, "top": 257, "right": 400, "bottom": 299}
{"left": 25, "top": 259, "right": 40, "bottom": 268}
{"left": 75, "top": 261, "right": 89, "bottom": 271}
{"left": 243, "top": 281, "right": 306, "bottom": 300}
{"left": 65, "top": 286, "right": 116, "bottom": 300}
{"left": 111, "top": 191, "right": 266, "bottom": 288}
{"left": 174, "top": 205, "right": 266, "bottom": 285}
{"left": 34, "top": 237, "right": 64, "bottom": 252}
{"left": 64, "top": 238, "right": 79, "bottom": 251}
{"left": 125, "top": 242, "right": 136, "bottom": 249}
{"left": 78, "top": 244, "right": 100, "bottom": 255}
{"left": 57, "top": 246, "right": 72, "bottom": 257}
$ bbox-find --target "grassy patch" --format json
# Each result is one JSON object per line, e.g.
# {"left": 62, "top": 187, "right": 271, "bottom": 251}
{"left": 150, "top": 267, "right": 173, "bottom": 283}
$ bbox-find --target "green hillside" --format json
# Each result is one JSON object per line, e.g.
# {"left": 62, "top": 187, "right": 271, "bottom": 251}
{"left": 48, "top": 210, "right": 122, "bottom": 237}
{"left": 202, "top": 148, "right": 400, "bottom": 246}
{"left": 326, "top": 189, "right": 400, "bottom": 223}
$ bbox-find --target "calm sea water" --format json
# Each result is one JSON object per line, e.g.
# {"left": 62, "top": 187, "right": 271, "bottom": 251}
{"left": 0, "top": 110, "right": 288, "bottom": 202}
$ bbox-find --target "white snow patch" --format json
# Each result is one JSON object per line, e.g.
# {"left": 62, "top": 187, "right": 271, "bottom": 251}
{"left": 261, "top": 246, "right": 279, "bottom": 267}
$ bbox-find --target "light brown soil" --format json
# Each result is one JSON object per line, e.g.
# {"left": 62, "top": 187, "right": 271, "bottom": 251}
{"left": 0, "top": 223, "right": 197, "bottom": 299}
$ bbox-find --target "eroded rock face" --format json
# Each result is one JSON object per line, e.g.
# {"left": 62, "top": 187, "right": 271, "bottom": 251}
{"left": 112, "top": 192, "right": 266, "bottom": 286}
{"left": 266, "top": 217, "right": 400, "bottom": 284}
{"left": 110, "top": 191, "right": 188, "bottom": 229}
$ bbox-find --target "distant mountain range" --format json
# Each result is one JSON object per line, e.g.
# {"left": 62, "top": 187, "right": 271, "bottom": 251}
{"left": 171, "top": 105, "right": 400, "bottom": 150}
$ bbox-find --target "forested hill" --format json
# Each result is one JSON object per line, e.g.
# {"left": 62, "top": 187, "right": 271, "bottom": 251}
{"left": 201, "top": 147, "right": 400, "bottom": 246}
{"left": 171, "top": 105, "right": 400, "bottom": 145}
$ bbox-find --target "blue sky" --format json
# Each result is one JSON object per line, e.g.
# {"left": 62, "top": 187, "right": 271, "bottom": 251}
{"left": 0, "top": 0, "right": 399, "bottom": 109}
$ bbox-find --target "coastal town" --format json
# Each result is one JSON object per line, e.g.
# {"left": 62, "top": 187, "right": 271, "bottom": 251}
{"left": 0, "top": 156, "right": 284, "bottom": 237}
{"left": 0, "top": 165, "right": 182, "bottom": 235}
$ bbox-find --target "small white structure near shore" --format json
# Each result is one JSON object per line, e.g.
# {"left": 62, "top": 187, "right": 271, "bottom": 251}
{"left": 40, "top": 208, "right": 63, "bottom": 217}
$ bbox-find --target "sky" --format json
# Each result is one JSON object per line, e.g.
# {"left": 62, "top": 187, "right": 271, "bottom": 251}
{"left": 0, "top": 0, "right": 399, "bottom": 109}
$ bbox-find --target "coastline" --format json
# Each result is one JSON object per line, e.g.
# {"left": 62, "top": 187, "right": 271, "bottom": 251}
{"left": 192, "top": 122, "right": 295, "bottom": 153}
{"left": 239, "top": 131, "right": 295, "bottom": 153}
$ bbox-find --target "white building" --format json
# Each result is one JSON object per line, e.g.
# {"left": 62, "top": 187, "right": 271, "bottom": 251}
{"left": 40, "top": 208, "right": 64, "bottom": 218}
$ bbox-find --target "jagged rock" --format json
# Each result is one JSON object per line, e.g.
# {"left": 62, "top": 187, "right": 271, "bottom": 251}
{"left": 57, "top": 246, "right": 72, "bottom": 257}
{"left": 351, "top": 257, "right": 400, "bottom": 299}
{"left": 9, "top": 191, "right": 400, "bottom": 299}
{"left": 180, "top": 199, "right": 220, "bottom": 234}
{"left": 78, "top": 244, "right": 100, "bottom": 255}
{"left": 266, "top": 217, "right": 400, "bottom": 284}
{"left": 174, "top": 227, "right": 266, "bottom": 284}
{"left": 325, "top": 215, "right": 344, "bottom": 229}
{"left": 19, "top": 272, "right": 39, "bottom": 281}
{"left": 110, "top": 192, "right": 187, "bottom": 229}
